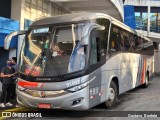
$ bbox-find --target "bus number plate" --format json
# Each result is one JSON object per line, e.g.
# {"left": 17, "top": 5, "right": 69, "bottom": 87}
{"left": 38, "top": 103, "right": 51, "bottom": 109}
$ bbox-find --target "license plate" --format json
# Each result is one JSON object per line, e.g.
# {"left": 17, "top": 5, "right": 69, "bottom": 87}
{"left": 38, "top": 103, "right": 51, "bottom": 109}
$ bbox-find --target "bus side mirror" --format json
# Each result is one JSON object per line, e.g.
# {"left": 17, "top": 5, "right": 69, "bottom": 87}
{"left": 4, "top": 30, "right": 27, "bottom": 50}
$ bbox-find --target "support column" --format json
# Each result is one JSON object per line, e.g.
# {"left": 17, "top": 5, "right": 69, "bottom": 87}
{"left": 147, "top": 5, "right": 150, "bottom": 34}
{"left": 11, "top": 0, "right": 25, "bottom": 60}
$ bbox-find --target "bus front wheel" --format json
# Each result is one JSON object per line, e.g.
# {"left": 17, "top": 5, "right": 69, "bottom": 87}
{"left": 104, "top": 81, "right": 117, "bottom": 109}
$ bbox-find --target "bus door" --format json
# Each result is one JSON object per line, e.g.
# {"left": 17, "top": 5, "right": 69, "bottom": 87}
{"left": 88, "top": 28, "right": 107, "bottom": 108}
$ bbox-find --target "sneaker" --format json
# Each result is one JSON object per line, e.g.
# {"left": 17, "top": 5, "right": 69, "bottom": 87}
{"left": 15, "top": 104, "right": 19, "bottom": 107}
{"left": 6, "top": 102, "right": 13, "bottom": 107}
{"left": 0, "top": 103, "right": 6, "bottom": 107}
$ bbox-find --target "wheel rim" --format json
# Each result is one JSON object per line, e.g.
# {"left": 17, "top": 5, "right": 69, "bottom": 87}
{"left": 108, "top": 87, "right": 115, "bottom": 102}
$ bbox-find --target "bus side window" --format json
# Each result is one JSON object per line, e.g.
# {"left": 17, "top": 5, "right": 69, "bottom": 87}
{"left": 135, "top": 36, "right": 139, "bottom": 51}
{"left": 109, "top": 25, "right": 121, "bottom": 55}
{"left": 129, "top": 34, "right": 135, "bottom": 52}
{"left": 135, "top": 36, "right": 143, "bottom": 53}
{"left": 143, "top": 40, "right": 154, "bottom": 56}
{"left": 96, "top": 18, "right": 109, "bottom": 57}
{"left": 121, "top": 30, "right": 130, "bottom": 52}
{"left": 90, "top": 30, "right": 101, "bottom": 65}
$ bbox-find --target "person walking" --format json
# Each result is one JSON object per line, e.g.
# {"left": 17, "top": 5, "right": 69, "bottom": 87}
{"left": 0, "top": 60, "right": 15, "bottom": 107}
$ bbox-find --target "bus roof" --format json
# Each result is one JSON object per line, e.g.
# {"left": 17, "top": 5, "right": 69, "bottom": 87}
{"left": 30, "top": 12, "right": 110, "bottom": 27}
{"left": 30, "top": 12, "right": 151, "bottom": 41}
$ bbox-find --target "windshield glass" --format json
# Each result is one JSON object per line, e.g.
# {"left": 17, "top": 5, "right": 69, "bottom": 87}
{"left": 19, "top": 23, "right": 86, "bottom": 77}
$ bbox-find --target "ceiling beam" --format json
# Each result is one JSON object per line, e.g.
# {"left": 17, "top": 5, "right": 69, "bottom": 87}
{"left": 50, "top": 0, "right": 93, "bottom": 2}
{"left": 69, "top": 6, "right": 113, "bottom": 11}
{"left": 49, "top": 0, "right": 123, "bottom": 22}
{"left": 61, "top": 0, "right": 108, "bottom": 7}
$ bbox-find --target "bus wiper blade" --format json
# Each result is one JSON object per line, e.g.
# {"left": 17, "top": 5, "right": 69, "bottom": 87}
{"left": 51, "top": 56, "right": 65, "bottom": 81}
{"left": 55, "top": 69, "right": 64, "bottom": 81}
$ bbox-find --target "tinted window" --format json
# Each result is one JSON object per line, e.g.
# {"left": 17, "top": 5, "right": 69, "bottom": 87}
{"left": 142, "top": 39, "right": 154, "bottom": 56}
{"left": 89, "top": 18, "right": 110, "bottom": 65}
{"left": 108, "top": 24, "right": 154, "bottom": 56}
{"left": 90, "top": 25, "right": 110, "bottom": 65}
{"left": 90, "top": 29, "right": 100, "bottom": 65}
{"left": 96, "top": 19, "right": 110, "bottom": 53}
{"left": 128, "top": 33, "right": 135, "bottom": 52}
{"left": 137, "top": 37, "right": 143, "bottom": 51}
{"left": 121, "top": 30, "right": 130, "bottom": 51}
{"left": 109, "top": 25, "right": 121, "bottom": 55}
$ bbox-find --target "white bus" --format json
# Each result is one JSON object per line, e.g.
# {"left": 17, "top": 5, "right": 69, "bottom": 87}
{"left": 5, "top": 12, "right": 154, "bottom": 110}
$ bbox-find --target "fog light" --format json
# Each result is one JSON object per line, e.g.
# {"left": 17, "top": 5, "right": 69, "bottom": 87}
{"left": 72, "top": 98, "right": 83, "bottom": 106}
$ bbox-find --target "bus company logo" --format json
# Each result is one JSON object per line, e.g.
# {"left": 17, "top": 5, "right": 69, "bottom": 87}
{"left": 2, "top": 112, "right": 11, "bottom": 117}
{"left": 38, "top": 91, "right": 46, "bottom": 98}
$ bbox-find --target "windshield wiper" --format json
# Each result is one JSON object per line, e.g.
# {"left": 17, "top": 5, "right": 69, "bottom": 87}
{"left": 50, "top": 54, "right": 65, "bottom": 81}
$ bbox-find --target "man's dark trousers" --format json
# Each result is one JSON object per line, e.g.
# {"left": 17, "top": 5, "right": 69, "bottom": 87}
{"left": 1, "top": 84, "right": 13, "bottom": 103}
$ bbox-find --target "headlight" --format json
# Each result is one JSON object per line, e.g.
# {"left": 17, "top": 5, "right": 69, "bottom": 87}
{"left": 17, "top": 85, "right": 26, "bottom": 91}
{"left": 67, "top": 81, "right": 89, "bottom": 92}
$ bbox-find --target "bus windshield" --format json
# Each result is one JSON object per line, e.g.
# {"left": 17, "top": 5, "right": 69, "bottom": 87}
{"left": 19, "top": 23, "right": 86, "bottom": 77}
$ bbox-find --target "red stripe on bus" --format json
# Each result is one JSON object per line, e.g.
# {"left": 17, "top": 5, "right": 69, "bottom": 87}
{"left": 141, "top": 58, "right": 146, "bottom": 84}
{"left": 18, "top": 81, "right": 43, "bottom": 88}
{"left": 39, "top": 83, "right": 44, "bottom": 88}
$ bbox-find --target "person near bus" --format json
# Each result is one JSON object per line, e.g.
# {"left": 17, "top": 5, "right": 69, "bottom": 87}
{"left": 11, "top": 57, "right": 18, "bottom": 99}
{"left": 111, "top": 41, "right": 116, "bottom": 52}
{"left": 0, "top": 60, "right": 15, "bottom": 107}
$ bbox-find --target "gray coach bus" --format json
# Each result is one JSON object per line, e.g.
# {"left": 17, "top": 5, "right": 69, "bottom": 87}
{"left": 4, "top": 12, "right": 154, "bottom": 110}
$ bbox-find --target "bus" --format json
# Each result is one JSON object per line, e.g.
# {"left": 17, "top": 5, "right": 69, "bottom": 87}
{"left": 4, "top": 12, "right": 154, "bottom": 110}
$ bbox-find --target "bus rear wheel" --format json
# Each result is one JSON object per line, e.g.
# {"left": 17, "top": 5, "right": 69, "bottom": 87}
{"left": 104, "top": 81, "right": 117, "bottom": 109}
{"left": 143, "top": 73, "right": 149, "bottom": 88}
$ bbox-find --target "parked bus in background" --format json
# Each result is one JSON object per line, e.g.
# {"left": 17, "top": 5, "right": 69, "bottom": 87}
{"left": 4, "top": 12, "right": 154, "bottom": 110}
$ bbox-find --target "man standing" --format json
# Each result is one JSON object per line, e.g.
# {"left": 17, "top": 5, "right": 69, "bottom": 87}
{"left": 0, "top": 60, "right": 15, "bottom": 107}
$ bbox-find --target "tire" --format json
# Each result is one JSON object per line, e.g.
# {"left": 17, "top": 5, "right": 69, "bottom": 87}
{"left": 143, "top": 73, "right": 149, "bottom": 88}
{"left": 104, "top": 81, "right": 118, "bottom": 109}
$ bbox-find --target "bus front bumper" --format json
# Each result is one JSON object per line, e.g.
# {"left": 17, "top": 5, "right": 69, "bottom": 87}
{"left": 16, "top": 86, "right": 90, "bottom": 110}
